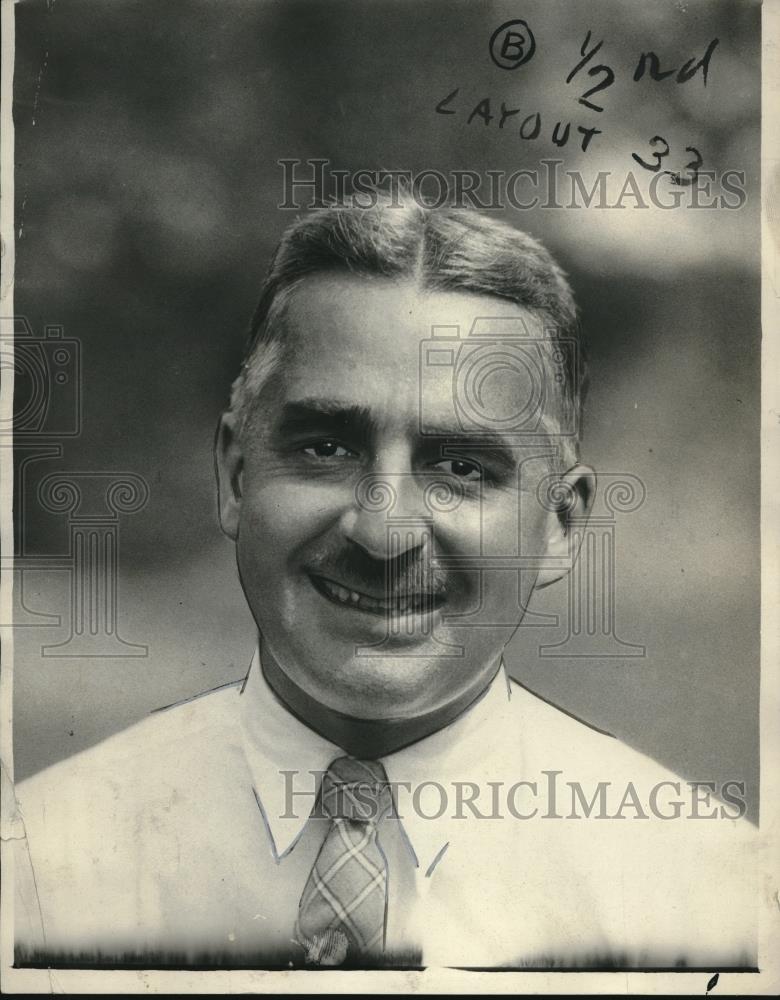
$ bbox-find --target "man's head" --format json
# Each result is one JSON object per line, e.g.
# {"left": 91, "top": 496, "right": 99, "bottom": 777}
{"left": 216, "top": 198, "right": 594, "bottom": 736}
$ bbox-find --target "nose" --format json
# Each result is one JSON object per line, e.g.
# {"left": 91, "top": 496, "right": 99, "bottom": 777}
{"left": 339, "top": 473, "right": 433, "bottom": 561}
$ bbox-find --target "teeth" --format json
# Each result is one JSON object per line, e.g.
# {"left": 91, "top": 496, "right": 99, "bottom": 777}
{"left": 318, "top": 578, "right": 435, "bottom": 616}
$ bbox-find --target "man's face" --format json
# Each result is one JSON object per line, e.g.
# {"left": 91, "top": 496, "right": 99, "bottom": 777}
{"left": 218, "top": 273, "right": 579, "bottom": 721}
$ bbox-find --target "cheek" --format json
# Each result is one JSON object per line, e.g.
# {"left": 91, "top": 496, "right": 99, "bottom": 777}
{"left": 517, "top": 490, "right": 551, "bottom": 553}
{"left": 445, "top": 492, "right": 534, "bottom": 555}
{"left": 238, "top": 478, "right": 347, "bottom": 563}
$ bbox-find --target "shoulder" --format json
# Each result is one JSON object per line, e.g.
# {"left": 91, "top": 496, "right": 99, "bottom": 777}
{"left": 503, "top": 677, "right": 757, "bottom": 962}
{"left": 506, "top": 676, "right": 703, "bottom": 794}
{"left": 505, "top": 676, "right": 650, "bottom": 782}
{"left": 14, "top": 678, "right": 247, "bottom": 851}
{"left": 12, "top": 678, "right": 250, "bottom": 949}
{"left": 503, "top": 675, "right": 757, "bottom": 885}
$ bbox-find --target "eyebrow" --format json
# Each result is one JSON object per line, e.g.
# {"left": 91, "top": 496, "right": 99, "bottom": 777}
{"left": 275, "top": 399, "right": 379, "bottom": 440}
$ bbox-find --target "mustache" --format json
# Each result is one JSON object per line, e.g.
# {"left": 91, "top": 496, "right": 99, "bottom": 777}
{"left": 305, "top": 543, "right": 449, "bottom": 598}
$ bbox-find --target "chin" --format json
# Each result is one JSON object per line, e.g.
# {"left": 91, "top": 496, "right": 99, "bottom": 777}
{"left": 296, "top": 643, "right": 460, "bottom": 721}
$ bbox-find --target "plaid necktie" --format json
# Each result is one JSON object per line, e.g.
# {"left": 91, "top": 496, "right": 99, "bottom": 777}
{"left": 295, "top": 756, "right": 392, "bottom": 966}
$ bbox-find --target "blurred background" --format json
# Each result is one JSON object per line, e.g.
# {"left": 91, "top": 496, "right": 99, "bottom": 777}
{"left": 11, "top": 0, "right": 761, "bottom": 818}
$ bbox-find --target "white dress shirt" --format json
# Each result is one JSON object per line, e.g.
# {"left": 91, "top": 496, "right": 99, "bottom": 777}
{"left": 12, "top": 647, "right": 757, "bottom": 968}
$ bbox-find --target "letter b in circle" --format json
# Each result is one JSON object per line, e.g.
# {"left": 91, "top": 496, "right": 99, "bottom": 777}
{"left": 489, "top": 19, "right": 536, "bottom": 70}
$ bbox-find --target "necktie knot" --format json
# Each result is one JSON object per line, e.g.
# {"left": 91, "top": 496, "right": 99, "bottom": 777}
{"left": 320, "top": 756, "right": 392, "bottom": 823}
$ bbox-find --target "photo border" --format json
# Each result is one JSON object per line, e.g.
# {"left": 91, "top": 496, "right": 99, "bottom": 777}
{"left": 0, "top": 0, "right": 777, "bottom": 993}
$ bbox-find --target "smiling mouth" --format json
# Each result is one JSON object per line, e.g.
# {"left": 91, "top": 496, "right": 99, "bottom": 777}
{"left": 309, "top": 574, "right": 445, "bottom": 617}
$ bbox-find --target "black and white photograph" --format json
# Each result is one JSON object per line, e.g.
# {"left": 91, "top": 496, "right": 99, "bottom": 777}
{"left": 1, "top": 0, "right": 778, "bottom": 993}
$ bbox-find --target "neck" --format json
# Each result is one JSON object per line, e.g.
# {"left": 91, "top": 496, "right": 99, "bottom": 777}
{"left": 259, "top": 644, "right": 501, "bottom": 759}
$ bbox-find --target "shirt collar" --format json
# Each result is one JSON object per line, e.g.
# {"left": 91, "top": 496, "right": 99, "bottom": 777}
{"left": 238, "top": 646, "right": 520, "bottom": 871}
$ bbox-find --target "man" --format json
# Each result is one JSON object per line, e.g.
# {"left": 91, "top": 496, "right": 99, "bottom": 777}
{"left": 12, "top": 198, "right": 756, "bottom": 969}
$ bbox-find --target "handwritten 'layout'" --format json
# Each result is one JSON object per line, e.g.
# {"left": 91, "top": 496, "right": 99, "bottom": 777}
{"left": 437, "top": 20, "right": 719, "bottom": 186}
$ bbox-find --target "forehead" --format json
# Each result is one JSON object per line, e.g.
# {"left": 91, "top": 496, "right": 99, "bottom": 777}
{"left": 284, "top": 271, "right": 542, "bottom": 346}
{"left": 278, "top": 272, "right": 545, "bottom": 416}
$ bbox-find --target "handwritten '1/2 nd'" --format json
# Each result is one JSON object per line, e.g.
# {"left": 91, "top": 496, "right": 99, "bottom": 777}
{"left": 435, "top": 34, "right": 718, "bottom": 185}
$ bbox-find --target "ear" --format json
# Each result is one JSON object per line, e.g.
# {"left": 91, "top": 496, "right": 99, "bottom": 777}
{"left": 535, "top": 464, "right": 596, "bottom": 589}
{"left": 214, "top": 410, "right": 244, "bottom": 540}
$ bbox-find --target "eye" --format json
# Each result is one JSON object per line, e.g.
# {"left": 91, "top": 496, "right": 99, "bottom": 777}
{"left": 434, "top": 458, "right": 483, "bottom": 482}
{"left": 301, "top": 440, "right": 355, "bottom": 460}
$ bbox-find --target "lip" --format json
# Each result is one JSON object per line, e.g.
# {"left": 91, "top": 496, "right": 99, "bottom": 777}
{"left": 308, "top": 573, "right": 445, "bottom": 619}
